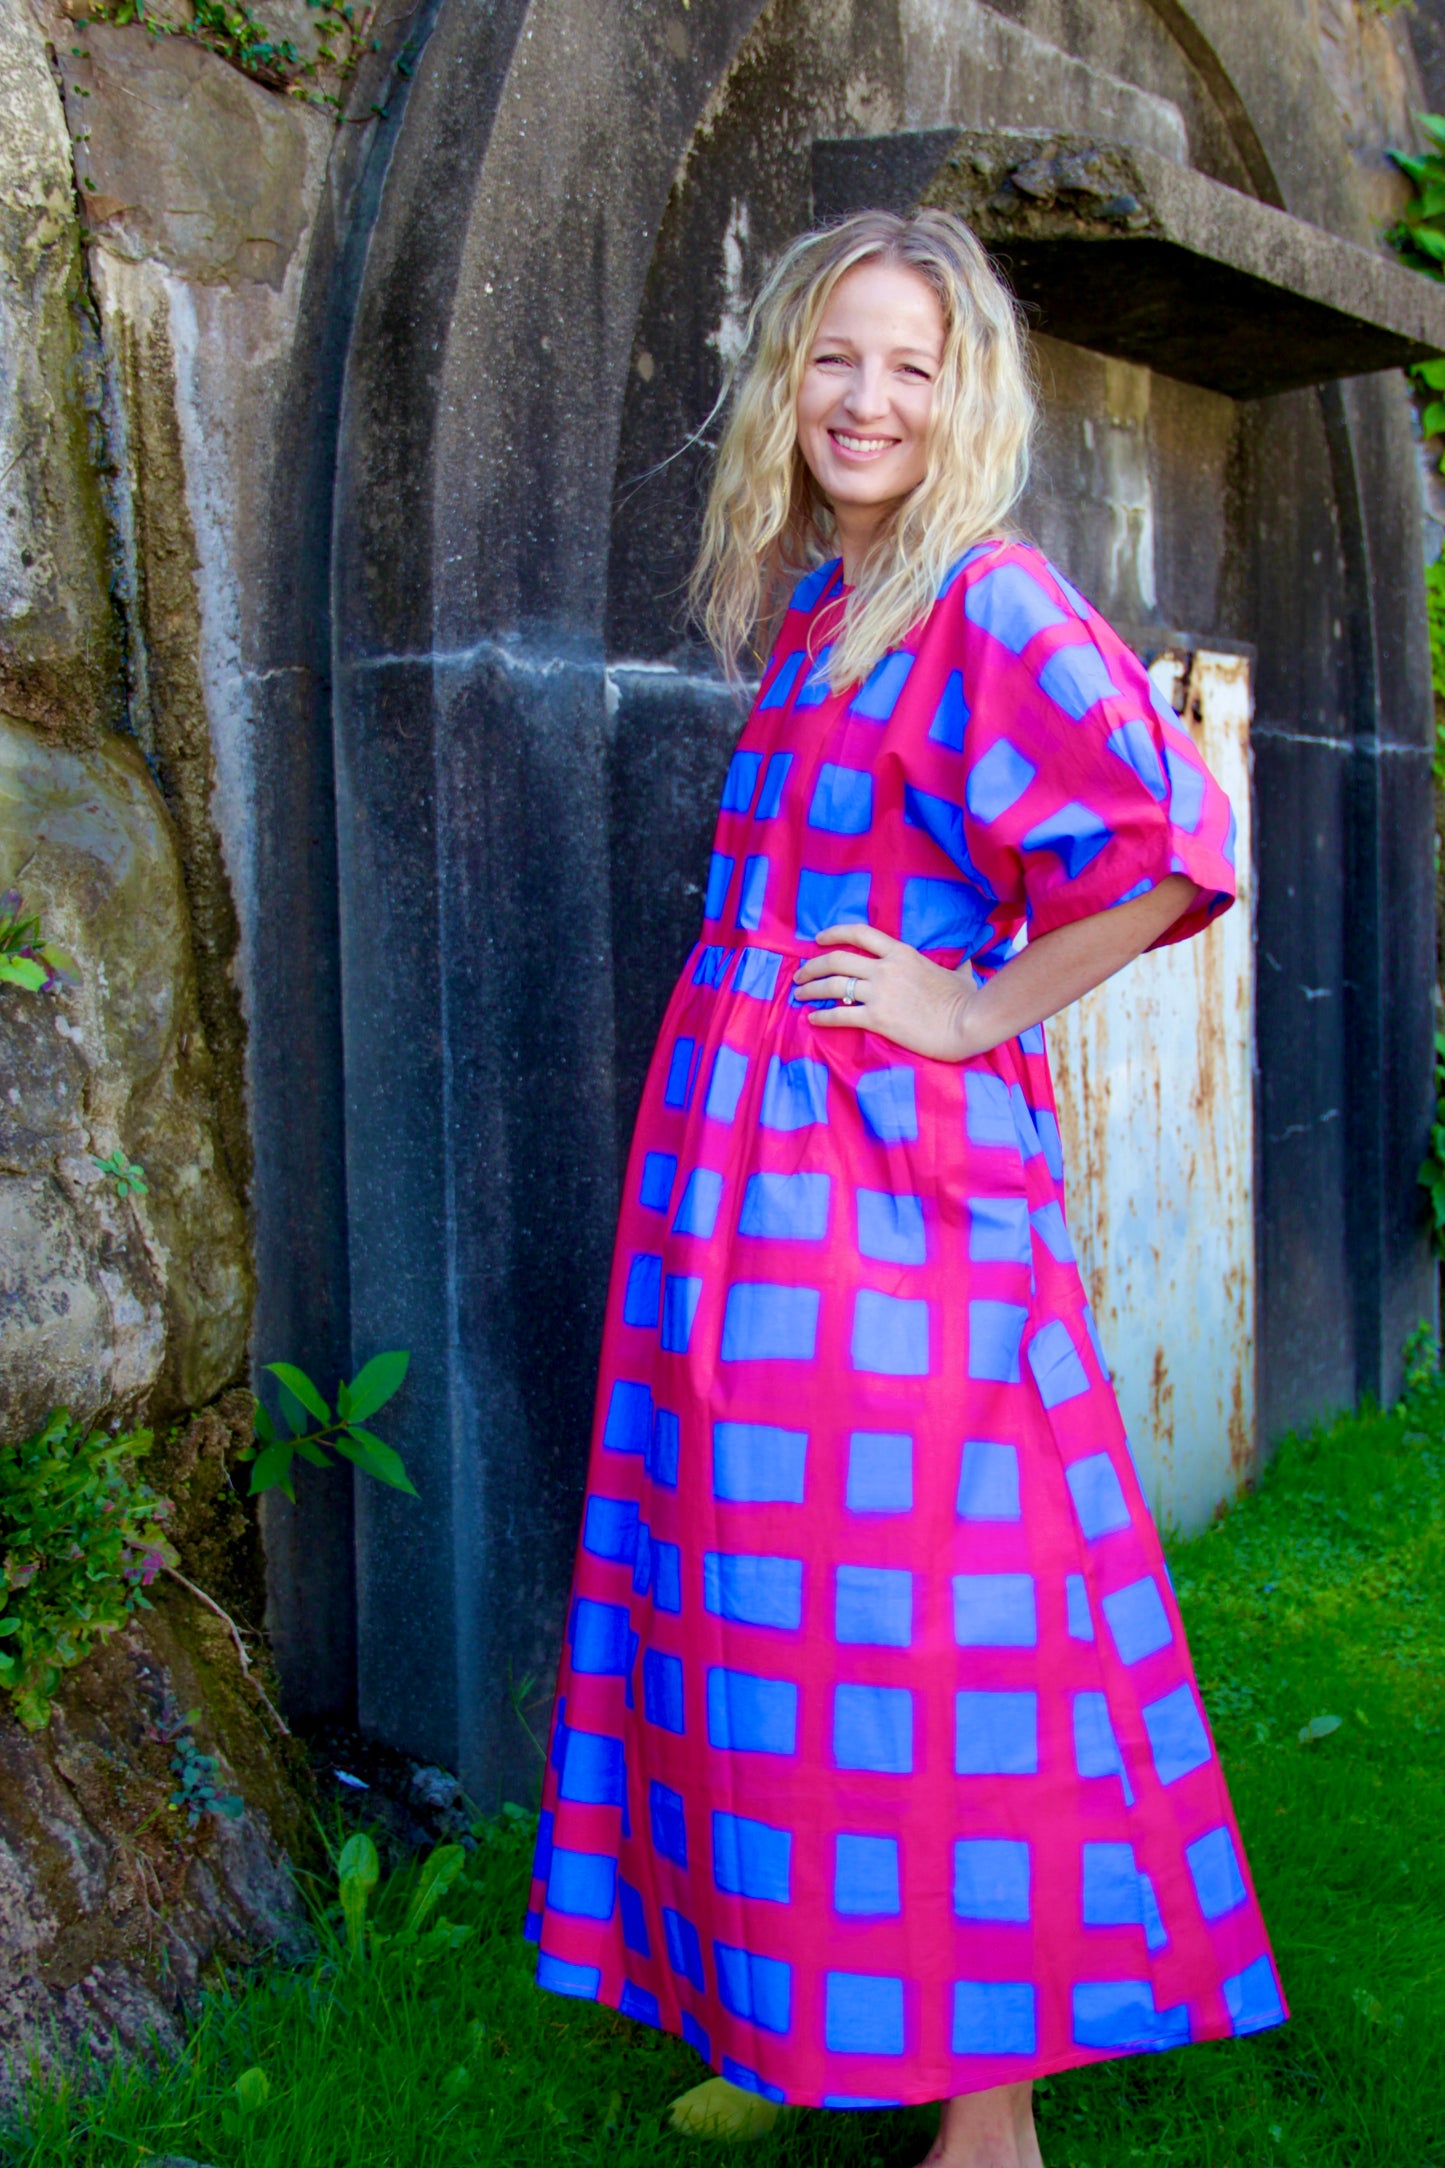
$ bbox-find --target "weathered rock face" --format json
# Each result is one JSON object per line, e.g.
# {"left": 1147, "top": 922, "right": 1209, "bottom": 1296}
{"left": 0, "top": 713, "right": 252, "bottom": 1441}
{"left": 57, "top": 25, "right": 313, "bottom": 289}
{"left": 0, "top": 0, "right": 123, "bottom": 741}
{"left": 0, "top": 1566, "right": 310, "bottom": 2102}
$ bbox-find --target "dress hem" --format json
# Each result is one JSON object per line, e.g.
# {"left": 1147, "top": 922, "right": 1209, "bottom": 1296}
{"left": 530, "top": 1953, "right": 1289, "bottom": 2110}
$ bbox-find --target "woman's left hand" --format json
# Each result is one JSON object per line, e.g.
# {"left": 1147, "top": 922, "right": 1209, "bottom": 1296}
{"left": 793, "top": 922, "right": 974, "bottom": 1061}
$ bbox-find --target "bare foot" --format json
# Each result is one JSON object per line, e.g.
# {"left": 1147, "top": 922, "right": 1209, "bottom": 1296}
{"left": 916, "top": 2079, "right": 1042, "bottom": 2168}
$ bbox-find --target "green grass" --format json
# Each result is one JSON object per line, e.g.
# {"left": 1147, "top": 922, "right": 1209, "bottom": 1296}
{"left": 5, "top": 1389, "right": 1442, "bottom": 2168}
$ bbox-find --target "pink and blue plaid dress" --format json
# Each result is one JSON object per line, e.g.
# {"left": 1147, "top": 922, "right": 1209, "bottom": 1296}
{"left": 526, "top": 540, "right": 1285, "bottom": 2107}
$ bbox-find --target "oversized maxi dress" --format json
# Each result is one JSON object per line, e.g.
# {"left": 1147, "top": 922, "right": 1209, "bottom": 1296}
{"left": 526, "top": 538, "right": 1286, "bottom": 2108}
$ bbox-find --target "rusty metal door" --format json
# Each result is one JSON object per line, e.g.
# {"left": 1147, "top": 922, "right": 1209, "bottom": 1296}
{"left": 1049, "top": 646, "right": 1255, "bottom": 1533}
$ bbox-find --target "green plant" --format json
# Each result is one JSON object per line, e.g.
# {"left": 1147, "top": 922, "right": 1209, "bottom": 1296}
{"left": 245, "top": 1352, "right": 416, "bottom": 1501}
{"left": 0, "top": 892, "right": 76, "bottom": 995}
{"left": 0, "top": 1414, "right": 175, "bottom": 1730}
{"left": 1420, "top": 1031, "right": 1445, "bottom": 1255}
{"left": 160, "top": 1705, "right": 244, "bottom": 1829}
{"left": 1388, "top": 112, "right": 1445, "bottom": 277}
{"left": 82, "top": 0, "right": 383, "bottom": 114}
{"left": 91, "top": 1151, "right": 148, "bottom": 1200}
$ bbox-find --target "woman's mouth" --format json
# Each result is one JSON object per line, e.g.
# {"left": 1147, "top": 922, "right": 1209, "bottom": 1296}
{"left": 829, "top": 430, "right": 900, "bottom": 459}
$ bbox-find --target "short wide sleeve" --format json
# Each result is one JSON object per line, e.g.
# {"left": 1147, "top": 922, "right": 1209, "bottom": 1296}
{"left": 949, "top": 547, "right": 1237, "bottom": 950}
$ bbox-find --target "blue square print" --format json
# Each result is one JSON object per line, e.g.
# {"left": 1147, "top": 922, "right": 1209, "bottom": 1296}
{"left": 721, "top": 1282, "right": 820, "bottom": 1361}
{"left": 1066, "top": 1453, "right": 1132, "bottom": 1539}
{"left": 1038, "top": 641, "right": 1120, "bottom": 720}
{"left": 647, "top": 1406, "right": 680, "bottom": 1487}
{"left": 713, "top": 1811, "right": 792, "bottom": 1903}
{"left": 952, "top": 1838, "right": 1030, "bottom": 1923}
{"left": 1072, "top": 1980, "right": 1188, "bottom": 2050}
{"left": 835, "top": 1565, "right": 912, "bottom": 1647}
{"left": 660, "top": 1275, "right": 702, "bottom": 1352}
{"left": 950, "top": 1980, "right": 1036, "bottom": 2056}
{"left": 834, "top": 1834, "right": 900, "bottom": 1917}
{"left": 558, "top": 1727, "right": 626, "bottom": 1807}
{"left": 1142, "top": 1683, "right": 1212, "bottom": 1786}
{"left": 1101, "top": 1576, "right": 1173, "bottom": 1665}
{"left": 760, "top": 1055, "right": 829, "bottom": 1130}
{"left": 755, "top": 751, "right": 793, "bottom": 819}
{"left": 901, "top": 876, "right": 992, "bottom": 953}
{"left": 824, "top": 1973, "right": 905, "bottom": 2056}
{"left": 856, "top": 1189, "right": 927, "bottom": 1264}
{"left": 955, "top": 1439, "right": 1020, "bottom": 1521}
{"left": 1185, "top": 1826, "right": 1246, "bottom": 1921}
{"left": 619, "top": 1876, "right": 650, "bottom": 1957}
{"left": 808, "top": 763, "right": 874, "bottom": 834}
{"left": 664, "top": 1036, "right": 698, "bottom": 1110}
{"left": 720, "top": 748, "right": 761, "bottom": 812}
{"left": 722, "top": 2060, "right": 786, "bottom": 2103}
{"left": 928, "top": 669, "right": 968, "bottom": 749}
{"left": 1224, "top": 1956, "right": 1284, "bottom": 2035}
{"left": 648, "top": 1781, "right": 688, "bottom": 1868}
{"left": 712, "top": 1421, "right": 808, "bottom": 1504}
{"left": 714, "top": 1944, "right": 792, "bottom": 2034}
{"left": 968, "top": 1300, "right": 1027, "bottom": 1383}
{"left": 964, "top": 1071, "right": 1016, "bottom": 1147}
{"left": 1028, "top": 1318, "right": 1091, "bottom": 1407}
{"left": 833, "top": 1684, "right": 913, "bottom": 1773}
{"left": 796, "top": 868, "right": 872, "bottom": 938}
{"left": 569, "top": 1598, "right": 632, "bottom": 1675}
{"left": 737, "top": 854, "right": 769, "bottom": 932}
{"left": 662, "top": 1906, "right": 705, "bottom": 1991}
{"left": 583, "top": 1494, "right": 639, "bottom": 1564}
{"left": 639, "top": 1151, "right": 677, "bottom": 1211}
{"left": 681, "top": 2012, "right": 711, "bottom": 2060}
{"left": 704, "top": 1044, "right": 749, "bottom": 1123}
{"left": 759, "top": 650, "right": 805, "bottom": 709}
{"left": 707, "top": 1668, "right": 798, "bottom": 1755}
{"left": 964, "top": 562, "right": 1066, "bottom": 652}
{"left": 652, "top": 1540, "right": 681, "bottom": 1613}
{"left": 622, "top": 1254, "right": 662, "bottom": 1328}
{"left": 734, "top": 946, "right": 782, "bottom": 1001}
{"left": 1065, "top": 1573, "right": 1095, "bottom": 1641}
{"left": 1081, "top": 1842, "right": 1145, "bottom": 1927}
{"left": 1072, "top": 1693, "right": 1126, "bottom": 1782}
{"left": 643, "top": 1650, "right": 685, "bottom": 1734}
{"left": 857, "top": 1066, "right": 918, "bottom": 1142}
{"left": 602, "top": 1378, "right": 651, "bottom": 1455}
{"left": 619, "top": 1981, "right": 660, "bottom": 2027}
{"left": 966, "top": 738, "right": 1036, "bottom": 823}
{"left": 852, "top": 1290, "right": 929, "bottom": 1376}
{"left": 850, "top": 650, "right": 914, "bottom": 720}
{"left": 968, "top": 1195, "right": 1030, "bottom": 1263}
{"left": 537, "top": 1952, "right": 602, "bottom": 2000}
{"left": 951, "top": 1573, "right": 1037, "bottom": 1648}
{"left": 739, "top": 1170, "right": 831, "bottom": 1241}
{"left": 847, "top": 1431, "right": 913, "bottom": 1514}
{"left": 704, "top": 1552, "right": 803, "bottom": 1631}
{"left": 673, "top": 1168, "right": 724, "bottom": 1238}
{"left": 954, "top": 1691, "right": 1037, "bottom": 1775}
{"left": 704, "top": 852, "right": 734, "bottom": 920}
{"left": 547, "top": 1847, "right": 617, "bottom": 1920}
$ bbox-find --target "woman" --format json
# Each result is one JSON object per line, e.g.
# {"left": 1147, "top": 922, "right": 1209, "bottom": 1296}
{"left": 526, "top": 208, "right": 1284, "bottom": 2166}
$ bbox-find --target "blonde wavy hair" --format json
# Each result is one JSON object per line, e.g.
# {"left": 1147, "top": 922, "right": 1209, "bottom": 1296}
{"left": 689, "top": 208, "right": 1036, "bottom": 692}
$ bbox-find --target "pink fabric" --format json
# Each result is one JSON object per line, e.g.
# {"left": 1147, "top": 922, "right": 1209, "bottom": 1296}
{"left": 526, "top": 540, "right": 1285, "bottom": 2108}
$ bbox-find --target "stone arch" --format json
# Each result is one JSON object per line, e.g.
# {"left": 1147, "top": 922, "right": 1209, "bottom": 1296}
{"left": 298, "top": 0, "right": 1432, "bottom": 1795}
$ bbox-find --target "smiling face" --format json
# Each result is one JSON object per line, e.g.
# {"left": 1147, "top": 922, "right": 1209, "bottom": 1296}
{"left": 794, "top": 255, "right": 946, "bottom": 570}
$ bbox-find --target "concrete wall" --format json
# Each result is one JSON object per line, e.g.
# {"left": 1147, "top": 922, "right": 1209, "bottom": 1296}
{"left": 312, "top": 0, "right": 1440, "bottom": 1798}
{"left": 5, "top": 0, "right": 1435, "bottom": 1802}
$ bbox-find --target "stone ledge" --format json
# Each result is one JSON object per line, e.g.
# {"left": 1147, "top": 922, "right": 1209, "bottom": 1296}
{"left": 812, "top": 128, "right": 1445, "bottom": 398}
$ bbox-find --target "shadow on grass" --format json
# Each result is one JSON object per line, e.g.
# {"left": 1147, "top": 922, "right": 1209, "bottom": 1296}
{"left": 3, "top": 1392, "right": 1441, "bottom": 2168}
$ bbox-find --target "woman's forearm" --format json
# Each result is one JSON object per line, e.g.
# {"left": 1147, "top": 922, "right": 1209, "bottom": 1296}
{"left": 950, "top": 874, "right": 1199, "bottom": 1061}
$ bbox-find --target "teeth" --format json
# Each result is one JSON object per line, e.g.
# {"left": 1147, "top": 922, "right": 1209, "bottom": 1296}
{"left": 834, "top": 433, "right": 894, "bottom": 451}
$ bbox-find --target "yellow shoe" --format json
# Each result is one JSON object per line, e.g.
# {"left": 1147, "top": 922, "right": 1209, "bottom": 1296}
{"left": 668, "top": 2075, "right": 781, "bottom": 2139}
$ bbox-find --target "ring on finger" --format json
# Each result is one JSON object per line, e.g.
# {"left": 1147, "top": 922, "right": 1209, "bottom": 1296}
{"left": 842, "top": 976, "right": 859, "bottom": 1006}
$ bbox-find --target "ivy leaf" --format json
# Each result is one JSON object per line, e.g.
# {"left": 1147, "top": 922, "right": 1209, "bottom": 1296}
{"left": 253, "top": 1403, "right": 277, "bottom": 1446}
{"left": 345, "top": 1350, "right": 409, "bottom": 1423}
{"left": 1298, "top": 1712, "right": 1343, "bottom": 1745}
{"left": 0, "top": 956, "right": 48, "bottom": 992}
{"left": 1421, "top": 401, "right": 1445, "bottom": 438}
{"left": 266, "top": 1362, "right": 330, "bottom": 1425}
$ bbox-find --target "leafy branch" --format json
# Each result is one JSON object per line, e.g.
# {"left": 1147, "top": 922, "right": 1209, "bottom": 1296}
{"left": 247, "top": 1352, "right": 415, "bottom": 1502}
{"left": 93, "top": 1150, "right": 148, "bottom": 1199}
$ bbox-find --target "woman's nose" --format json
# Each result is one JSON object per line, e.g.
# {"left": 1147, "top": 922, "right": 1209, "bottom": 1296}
{"left": 843, "top": 364, "right": 890, "bottom": 420}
